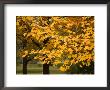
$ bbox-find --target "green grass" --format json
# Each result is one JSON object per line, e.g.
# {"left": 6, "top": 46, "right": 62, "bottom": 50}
{"left": 16, "top": 64, "right": 64, "bottom": 74}
{"left": 16, "top": 62, "right": 94, "bottom": 74}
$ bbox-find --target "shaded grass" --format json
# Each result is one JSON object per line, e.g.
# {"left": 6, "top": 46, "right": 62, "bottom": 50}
{"left": 16, "top": 64, "right": 63, "bottom": 74}
{"left": 16, "top": 62, "right": 94, "bottom": 74}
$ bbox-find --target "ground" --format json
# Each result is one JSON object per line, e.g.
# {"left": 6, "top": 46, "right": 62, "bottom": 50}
{"left": 16, "top": 64, "right": 64, "bottom": 74}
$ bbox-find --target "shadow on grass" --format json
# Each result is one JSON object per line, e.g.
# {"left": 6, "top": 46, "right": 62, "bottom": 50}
{"left": 16, "top": 62, "right": 94, "bottom": 74}
{"left": 16, "top": 64, "right": 63, "bottom": 74}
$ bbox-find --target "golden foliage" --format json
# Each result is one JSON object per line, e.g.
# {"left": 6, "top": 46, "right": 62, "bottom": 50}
{"left": 16, "top": 16, "right": 94, "bottom": 72}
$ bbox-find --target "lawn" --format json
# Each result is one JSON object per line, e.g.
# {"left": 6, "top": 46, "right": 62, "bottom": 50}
{"left": 16, "top": 62, "right": 94, "bottom": 74}
{"left": 16, "top": 64, "right": 64, "bottom": 74}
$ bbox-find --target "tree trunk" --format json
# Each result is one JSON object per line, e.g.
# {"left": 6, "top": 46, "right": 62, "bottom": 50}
{"left": 23, "top": 57, "right": 28, "bottom": 74}
{"left": 43, "top": 63, "right": 49, "bottom": 74}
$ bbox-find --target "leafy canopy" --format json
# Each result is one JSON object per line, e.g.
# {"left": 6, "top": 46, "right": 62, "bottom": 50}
{"left": 16, "top": 16, "right": 94, "bottom": 72}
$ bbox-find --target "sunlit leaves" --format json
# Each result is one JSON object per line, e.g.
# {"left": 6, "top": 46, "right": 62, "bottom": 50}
{"left": 16, "top": 16, "right": 94, "bottom": 73}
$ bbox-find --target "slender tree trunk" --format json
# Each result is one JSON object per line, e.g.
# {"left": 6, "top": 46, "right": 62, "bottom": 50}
{"left": 23, "top": 57, "right": 28, "bottom": 74}
{"left": 43, "top": 63, "right": 49, "bottom": 74}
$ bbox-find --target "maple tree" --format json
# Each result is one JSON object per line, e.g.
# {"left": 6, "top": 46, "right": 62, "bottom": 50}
{"left": 16, "top": 16, "right": 94, "bottom": 74}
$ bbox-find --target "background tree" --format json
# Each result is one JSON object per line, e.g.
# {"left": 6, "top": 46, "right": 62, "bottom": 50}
{"left": 16, "top": 16, "right": 37, "bottom": 74}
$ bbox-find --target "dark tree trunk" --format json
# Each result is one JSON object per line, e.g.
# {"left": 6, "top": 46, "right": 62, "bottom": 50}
{"left": 43, "top": 63, "right": 49, "bottom": 74}
{"left": 23, "top": 58, "right": 28, "bottom": 74}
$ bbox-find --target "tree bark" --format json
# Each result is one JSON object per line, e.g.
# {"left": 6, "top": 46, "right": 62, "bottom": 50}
{"left": 23, "top": 58, "right": 28, "bottom": 74}
{"left": 43, "top": 63, "right": 49, "bottom": 74}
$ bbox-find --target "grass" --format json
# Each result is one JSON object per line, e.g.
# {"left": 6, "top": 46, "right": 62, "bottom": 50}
{"left": 16, "top": 64, "right": 64, "bottom": 74}
{"left": 16, "top": 62, "right": 94, "bottom": 74}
